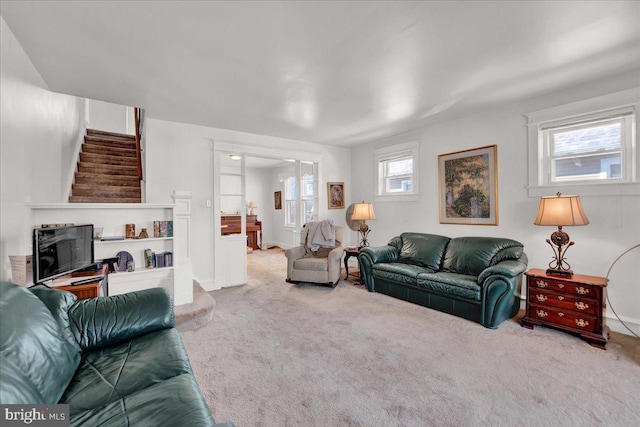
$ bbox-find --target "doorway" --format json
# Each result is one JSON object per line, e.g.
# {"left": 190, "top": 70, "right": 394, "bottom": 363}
{"left": 213, "top": 145, "right": 320, "bottom": 288}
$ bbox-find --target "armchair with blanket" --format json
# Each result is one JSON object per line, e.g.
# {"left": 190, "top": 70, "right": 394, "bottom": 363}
{"left": 285, "top": 221, "right": 344, "bottom": 287}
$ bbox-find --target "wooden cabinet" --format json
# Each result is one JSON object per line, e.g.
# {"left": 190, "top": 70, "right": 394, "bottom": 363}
{"left": 51, "top": 264, "right": 108, "bottom": 299}
{"left": 521, "top": 268, "right": 609, "bottom": 349}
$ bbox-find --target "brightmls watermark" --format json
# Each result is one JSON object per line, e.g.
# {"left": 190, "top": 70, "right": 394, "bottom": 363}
{"left": 0, "top": 405, "right": 69, "bottom": 427}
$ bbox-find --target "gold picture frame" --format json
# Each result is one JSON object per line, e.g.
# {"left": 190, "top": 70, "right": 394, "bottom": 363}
{"left": 327, "top": 182, "right": 345, "bottom": 209}
{"left": 438, "top": 145, "right": 498, "bottom": 225}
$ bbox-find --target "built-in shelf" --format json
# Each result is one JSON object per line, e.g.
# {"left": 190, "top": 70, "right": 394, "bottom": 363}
{"left": 110, "top": 267, "right": 174, "bottom": 277}
{"left": 96, "top": 237, "right": 173, "bottom": 245}
{"left": 27, "top": 192, "right": 193, "bottom": 305}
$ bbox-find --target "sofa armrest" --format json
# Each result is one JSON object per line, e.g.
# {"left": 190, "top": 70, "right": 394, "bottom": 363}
{"left": 358, "top": 245, "right": 399, "bottom": 292}
{"left": 478, "top": 253, "right": 528, "bottom": 283}
{"left": 328, "top": 246, "right": 345, "bottom": 281}
{"left": 284, "top": 246, "right": 306, "bottom": 279}
{"left": 359, "top": 245, "right": 398, "bottom": 264}
{"left": 68, "top": 287, "right": 174, "bottom": 351}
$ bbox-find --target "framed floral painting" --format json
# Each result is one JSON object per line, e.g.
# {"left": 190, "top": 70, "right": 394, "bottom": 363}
{"left": 438, "top": 145, "right": 498, "bottom": 225}
{"left": 327, "top": 182, "right": 345, "bottom": 209}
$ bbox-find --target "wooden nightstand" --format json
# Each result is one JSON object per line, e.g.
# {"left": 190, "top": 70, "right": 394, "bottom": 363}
{"left": 521, "top": 268, "right": 609, "bottom": 349}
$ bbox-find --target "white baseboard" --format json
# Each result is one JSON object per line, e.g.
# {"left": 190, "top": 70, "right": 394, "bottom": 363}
{"left": 606, "top": 316, "right": 640, "bottom": 337}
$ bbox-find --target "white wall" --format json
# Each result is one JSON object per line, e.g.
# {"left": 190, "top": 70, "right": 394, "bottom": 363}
{"left": 0, "top": 18, "right": 84, "bottom": 281}
{"left": 87, "top": 99, "right": 133, "bottom": 135}
{"left": 144, "top": 118, "right": 351, "bottom": 289}
{"left": 350, "top": 71, "right": 640, "bottom": 334}
{"left": 245, "top": 165, "right": 271, "bottom": 247}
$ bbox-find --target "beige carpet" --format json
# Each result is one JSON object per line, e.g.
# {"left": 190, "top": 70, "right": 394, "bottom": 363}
{"left": 180, "top": 248, "right": 640, "bottom": 426}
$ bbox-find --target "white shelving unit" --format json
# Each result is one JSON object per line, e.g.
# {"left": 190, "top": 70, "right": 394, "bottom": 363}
{"left": 28, "top": 192, "right": 193, "bottom": 305}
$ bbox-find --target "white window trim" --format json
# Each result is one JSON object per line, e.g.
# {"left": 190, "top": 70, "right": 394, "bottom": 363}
{"left": 284, "top": 176, "right": 296, "bottom": 227}
{"left": 525, "top": 88, "right": 640, "bottom": 197}
{"left": 374, "top": 141, "right": 419, "bottom": 202}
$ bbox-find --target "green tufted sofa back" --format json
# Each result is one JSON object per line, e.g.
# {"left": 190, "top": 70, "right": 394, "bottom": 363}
{"left": 0, "top": 281, "right": 81, "bottom": 404}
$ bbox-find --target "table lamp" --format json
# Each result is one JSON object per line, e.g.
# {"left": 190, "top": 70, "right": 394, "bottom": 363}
{"left": 248, "top": 201, "right": 257, "bottom": 215}
{"left": 351, "top": 202, "right": 376, "bottom": 247}
{"left": 534, "top": 192, "right": 589, "bottom": 277}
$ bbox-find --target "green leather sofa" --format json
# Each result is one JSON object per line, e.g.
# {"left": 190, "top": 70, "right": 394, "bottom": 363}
{"left": 0, "top": 281, "right": 234, "bottom": 427}
{"left": 359, "top": 233, "right": 528, "bottom": 329}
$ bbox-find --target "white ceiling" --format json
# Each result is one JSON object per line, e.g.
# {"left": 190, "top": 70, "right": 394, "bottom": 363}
{"left": 2, "top": 1, "right": 639, "bottom": 147}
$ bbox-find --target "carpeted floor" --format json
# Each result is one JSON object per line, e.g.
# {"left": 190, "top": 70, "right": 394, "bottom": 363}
{"left": 181, "top": 248, "right": 640, "bottom": 427}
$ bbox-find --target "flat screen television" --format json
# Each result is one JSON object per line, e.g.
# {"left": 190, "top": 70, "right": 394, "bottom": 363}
{"left": 32, "top": 224, "right": 94, "bottom": 285}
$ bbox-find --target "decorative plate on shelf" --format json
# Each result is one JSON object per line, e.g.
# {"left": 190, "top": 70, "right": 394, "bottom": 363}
{"left": 116, "top": 251, "right": 134, "bottom": 272}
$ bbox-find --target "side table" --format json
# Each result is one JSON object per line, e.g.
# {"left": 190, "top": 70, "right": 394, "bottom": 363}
{"left": 344, "top": 247, "right": 362, "bottom": 285}
{"left": 521, "top": 268, "right": 608, "bottom": 349}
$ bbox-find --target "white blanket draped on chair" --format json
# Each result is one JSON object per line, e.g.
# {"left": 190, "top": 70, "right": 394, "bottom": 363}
{"left": 300, "top": 219, "right": 335, "bottom": 252}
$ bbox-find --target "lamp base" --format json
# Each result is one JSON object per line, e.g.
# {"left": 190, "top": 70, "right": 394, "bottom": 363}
{"left": 546, "top": 268, "right": 573, "bottom": 277}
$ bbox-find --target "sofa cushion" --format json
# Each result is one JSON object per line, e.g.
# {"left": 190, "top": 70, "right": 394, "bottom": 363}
{"left": 60, "top": 328, "right": 192, "bottom": 411}
{"left": 416, "top": 272, "right": 481, "bottom": 300}
{"left": 69, "top": 374, "right": 216, "bottom": 427}
{"left": 0, "top": 282, "right": 81, "bottom": 404}
{"left": 30, "top": 286, "right": 80, "bottom": 351}
{"left": 398, "top": 233, "right": 450, "bottom": 270}
{"left": 0, "top": 358, "right": 45, "bottom": 404}
{"left": 372, "top": 263, "right": 434, "bottom": 285}
{"left": 442, "top": 237, "right": 524, "bottom": 276}
{"left": 294, "top": 257, "right": 328, "bottom": 271}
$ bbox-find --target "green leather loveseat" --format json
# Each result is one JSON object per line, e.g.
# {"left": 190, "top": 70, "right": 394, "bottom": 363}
{"left": 359, "top": 233, "right": 528, "bottom": 328}
{"left": 0, "top": 281, "right": 234, "bottom": 427}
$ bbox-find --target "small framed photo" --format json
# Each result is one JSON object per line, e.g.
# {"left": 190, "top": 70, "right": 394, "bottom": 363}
{"left": 327, "top": 182, "right": 345, "bottom": 209}
{"left": 274, "top": 191, "right": 282, "bottom": 210}
{"left": 438, "top": 145, "right": 498, "bottom": 225}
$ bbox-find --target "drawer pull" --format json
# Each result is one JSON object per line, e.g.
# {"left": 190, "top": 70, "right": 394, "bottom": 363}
{"left": 575, "top": 302, "right": 589, "bottom": 311}
{"left": 576, "top": 287, "right": 590, "bottom": 295}
{"left": 575, "top": 319, "right": 589, "bottom": 328}
{"left": 536, "top": 295, "right": 548, "bottom": 302}
{"left": 558, "top": 312, "right": 564, "bottom": 317}
{"left": 536, "top": 280, "right": 548, "bottom": 288}
{"left": 536, "top": 310, "right": 549, "bottom": 318}
{"left": 557, "top": 283, "right": 565, "bottom": 289}
{"left": 557, "top": 296, "right": 565, "bottom": 301}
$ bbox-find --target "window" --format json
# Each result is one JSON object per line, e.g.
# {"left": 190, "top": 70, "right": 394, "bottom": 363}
{"left": 284, "top": 174, "right": 314, "bottom": 227}
{"left": 525, "top": 89, "right": 639, "bottom": 197}
{"left": 375, "top": 142, "right": 419, "bottom": 202}
{"left": 544, "top": 115, "right": 631, "bottom": 183}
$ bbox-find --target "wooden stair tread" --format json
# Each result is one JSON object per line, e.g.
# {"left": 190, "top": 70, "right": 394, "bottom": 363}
{"left": 82, "top": 143, "right": 137, "bottom": 157}
{"left": 69, "top": 196, "right": 141, "bottom": 203}
{"left": 71, "top": 187, "right": 141, "bottom": 198}
{"left": 78, "top": 162, "right": 138, "bottom": 176}
{"left": 80, "top": 152, "right": 138, "bottom": 166}
{"left": 70, "top": 128, "right": 142, "bottom": 203}
{"left": 85, "top": 135, "right": 137, "bottom": 149}
{"left": 74, "top": 172, "right": 140, "bottom": 184}
{"left": 86, "top": 128, "right": 136, "bottom": 140}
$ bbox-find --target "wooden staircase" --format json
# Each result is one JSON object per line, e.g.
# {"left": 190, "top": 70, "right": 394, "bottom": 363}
{"left": 69, "top": 129, "right": 142, "bottom": 203}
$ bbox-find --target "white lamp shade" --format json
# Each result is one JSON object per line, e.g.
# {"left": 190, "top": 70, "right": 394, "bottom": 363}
{"left": 351, "top": 203, "right": 376, "bottom": 221}
{"left": 534, "top": 194, "right": 589, "bottom": 226}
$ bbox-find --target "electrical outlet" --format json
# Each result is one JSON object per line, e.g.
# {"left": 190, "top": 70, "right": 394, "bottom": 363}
{"left": 206, "top": 200, "right": 212, "bottom": 208}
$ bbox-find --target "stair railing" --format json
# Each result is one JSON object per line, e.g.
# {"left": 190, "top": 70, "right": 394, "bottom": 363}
{"left": 134, "top": 107, "right": 143, "bottom": 180}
